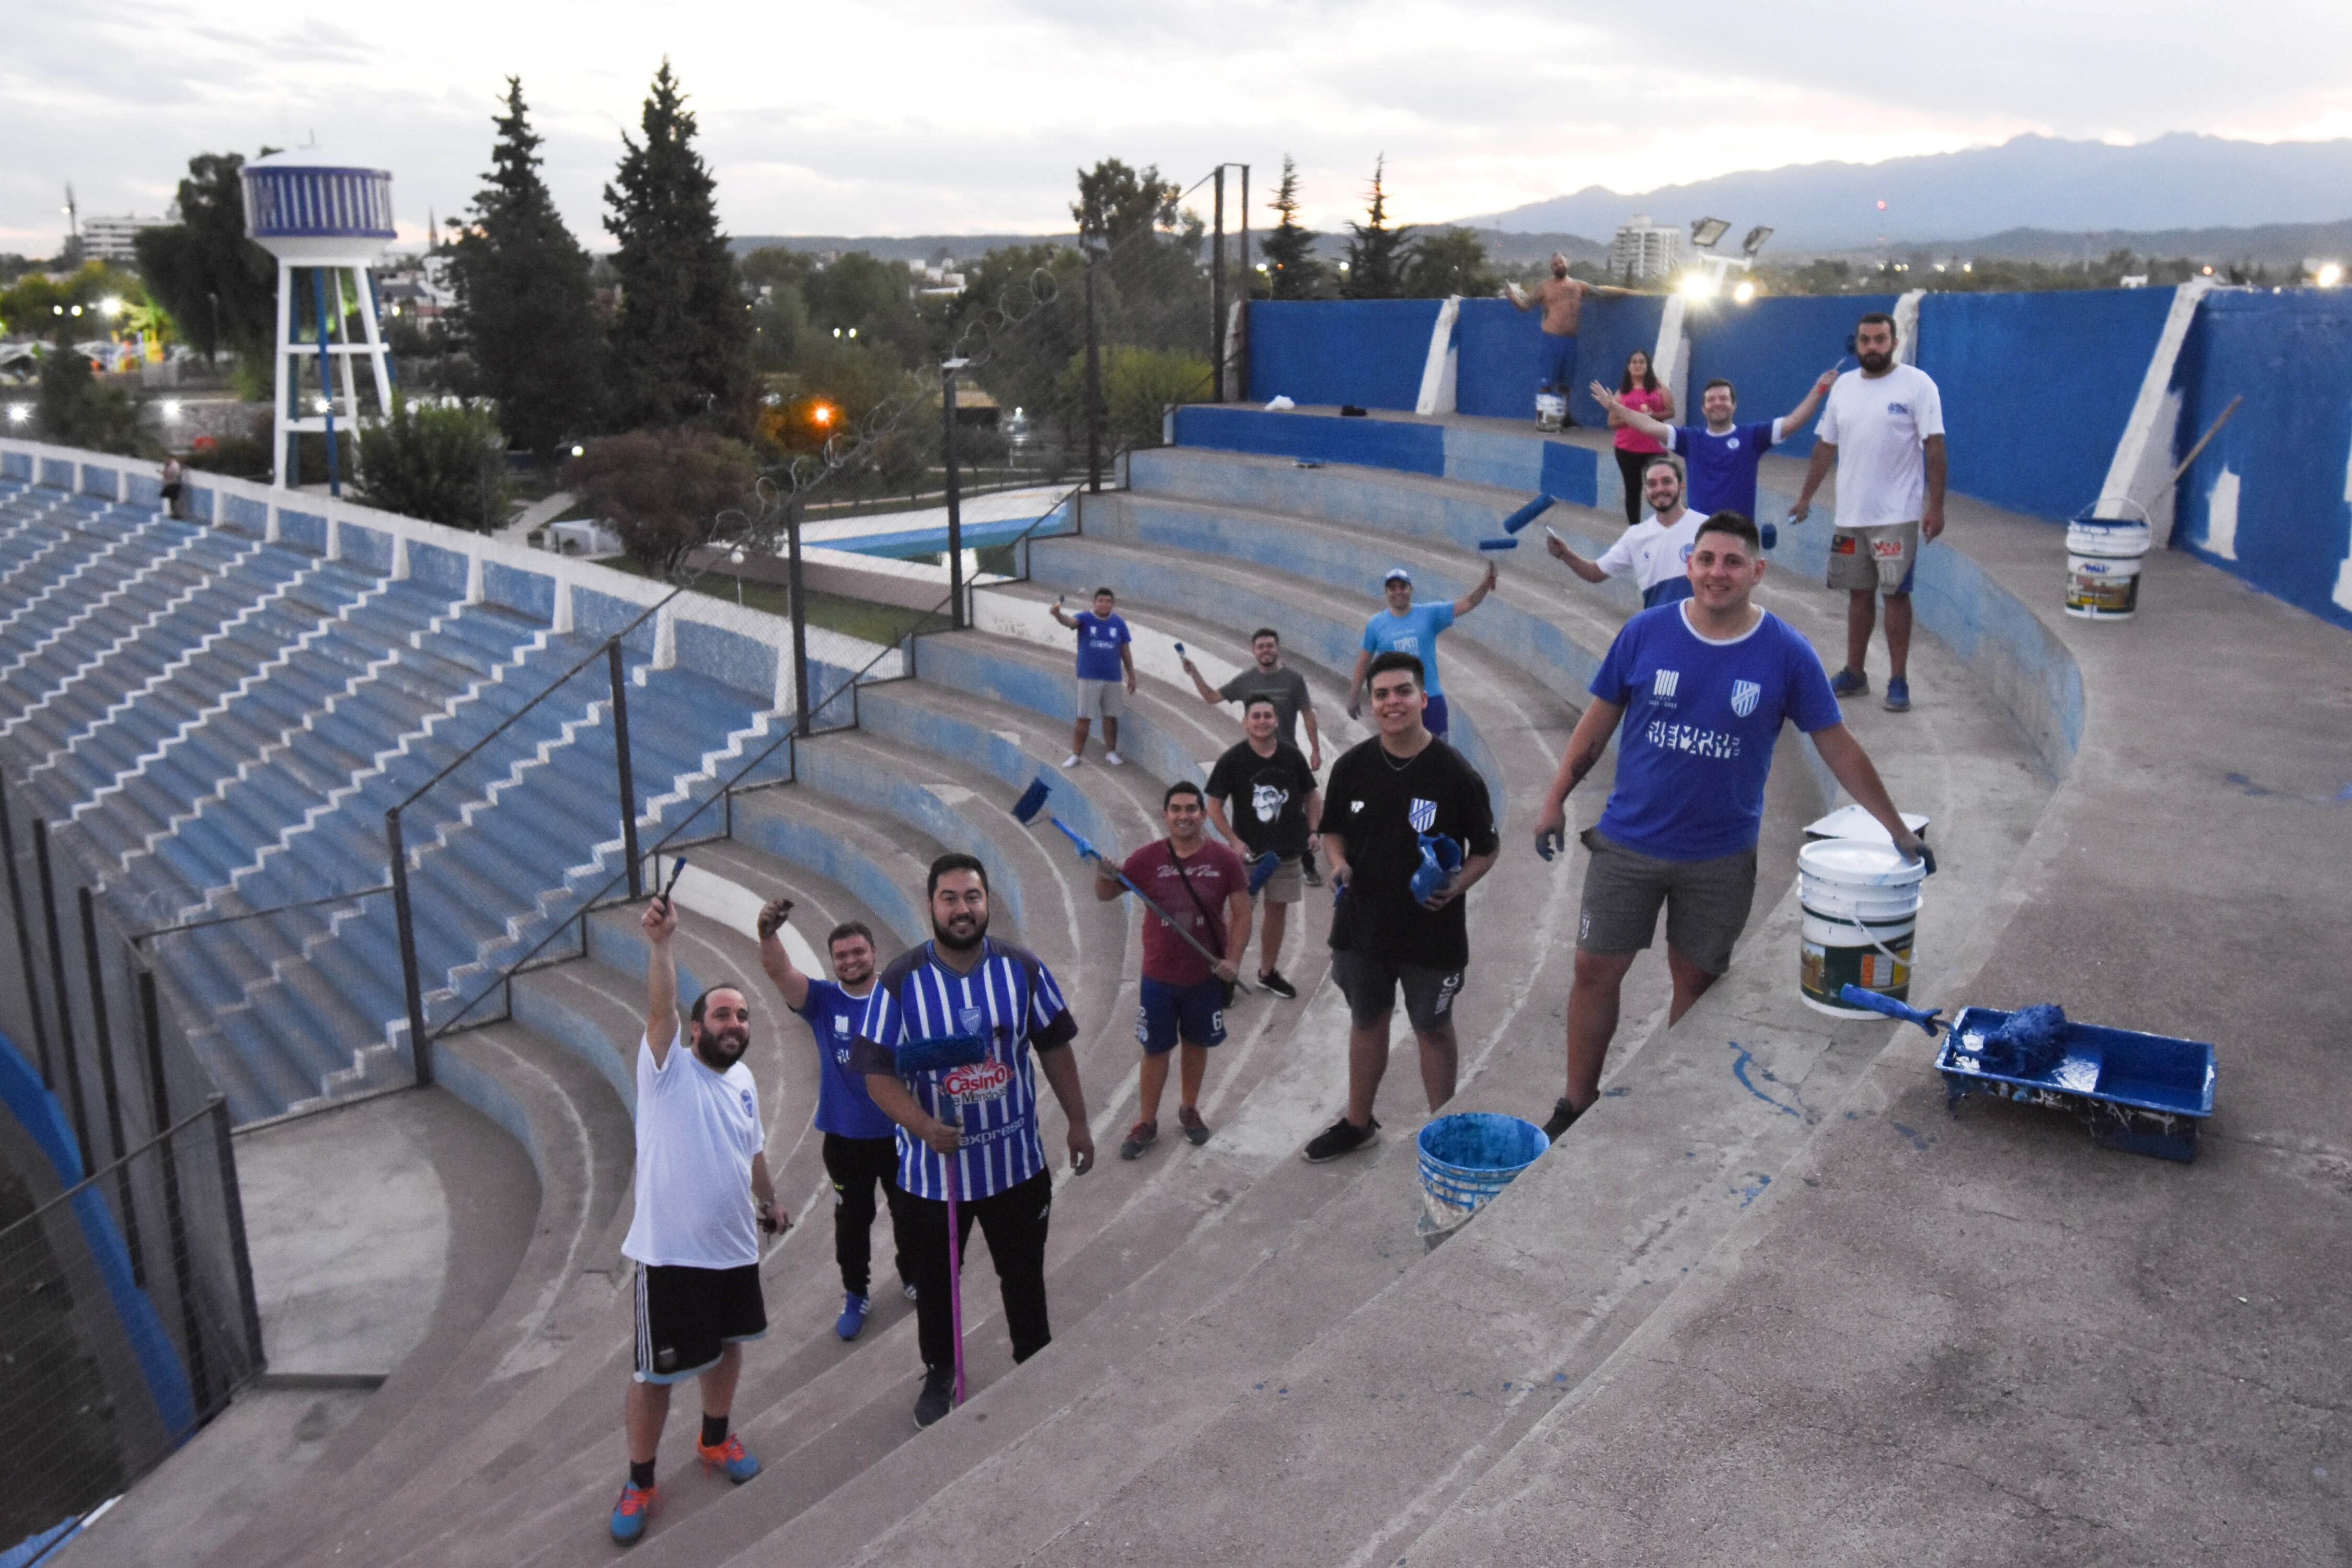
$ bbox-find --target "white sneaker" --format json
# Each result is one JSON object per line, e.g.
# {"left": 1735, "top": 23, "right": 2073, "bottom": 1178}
{"left": 1062, "top": 754, "right": 1081, "bottom": 768}
{"left": 1103, "top": 751, "right": 1125, "bottom": 766}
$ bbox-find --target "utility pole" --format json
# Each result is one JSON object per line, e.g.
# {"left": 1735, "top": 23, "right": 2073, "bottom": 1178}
{"left": 942, "top": 358, "right": 968, "bottom": 628}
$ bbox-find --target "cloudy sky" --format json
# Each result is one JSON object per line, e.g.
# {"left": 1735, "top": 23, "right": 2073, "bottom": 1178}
{"left": 9, "top": 0, "right": 2351, "bottom": 253}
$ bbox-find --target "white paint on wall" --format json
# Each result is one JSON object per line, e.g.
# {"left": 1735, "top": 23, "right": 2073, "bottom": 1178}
{"left": 2203, "top": 466, "right": 2241, "bottom": 560}
{"left": 2336, "top": 438, "right": 2352, "bottom": 612}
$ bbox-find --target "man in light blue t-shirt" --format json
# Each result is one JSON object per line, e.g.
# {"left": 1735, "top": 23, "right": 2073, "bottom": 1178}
{"left": 1530, "top": 511, "right": 1932, "bottom": 1142}
{"left": 1346, "top": 561, "right": 1495, "bottom": 739}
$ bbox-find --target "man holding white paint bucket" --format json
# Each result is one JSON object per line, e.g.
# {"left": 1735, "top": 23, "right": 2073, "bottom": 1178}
{"left": 1530, "top": 511, "right": 1932, "bottom": 1142}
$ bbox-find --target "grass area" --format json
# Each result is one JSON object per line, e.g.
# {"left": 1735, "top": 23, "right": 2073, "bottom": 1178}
{"left": 594, "top": 556, "right": 951, "bottom": 647}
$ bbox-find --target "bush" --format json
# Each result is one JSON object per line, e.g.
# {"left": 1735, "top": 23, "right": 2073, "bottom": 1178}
{"left": 1056, "top": 344, "right": 1210, "bottom": 454}
{"left": 563, "top": 428, "right": 760, "bottom": 580}
{"left": 182, "top": 432, "right": 272, "bottom": 480}
{"left": 355, "top": 397, "right": 511, "bottom": 531}
{"left": 35, "top": 339, "right": 145, "bottom": 455}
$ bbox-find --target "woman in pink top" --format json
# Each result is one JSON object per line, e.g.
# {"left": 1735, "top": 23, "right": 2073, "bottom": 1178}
{"left": 1607, "top": 349, "right": 1675, "bottom": 525}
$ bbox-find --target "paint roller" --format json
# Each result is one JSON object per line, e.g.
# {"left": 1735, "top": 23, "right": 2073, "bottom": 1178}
{"left": 1410, "top": 832, "right": 1463, "bottom": 905}
{"left": 1836, "top": 987, "right": 2070, "bottom": 1078}
{"left": 653, "top": 855, "right": 687, "bottom": 910}
{"left": 883, "top": 1028, "right": 989, "bottom": 1410}
{"left": 1045, "top": 817, "right": 1251, "bottom": 993}
{"left": 1501, "top": 494, "right": 1557, "bottom": 535}
{"left": 1247, "top": 850, "right": 1282, "bottom": 896}
{"left": 1478, "top": 537, "right": 1517, "bottom": 552}
{"left": 1011, "top": 776, "right": 1053, "bottom": 825}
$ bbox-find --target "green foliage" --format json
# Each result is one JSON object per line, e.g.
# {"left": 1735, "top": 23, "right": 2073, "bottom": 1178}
{"left": 0, "top": 262, "right": 158, "bottom": 342}
{"left": 131, "top": 152, "right": 278, "bottom": 361}
{"left": 803, "top": 252, "right": 929, "bottom": 369}
{"left": 1343, "top": 157, "right": 1411, "bottom": 299}
{"left": 1072, "top": 159, "right": 1180, "bottom": 252}
{"left": 355, "top": 397, "right": 512, "bottom": 531}
{"left": 604, "top": 61, "right": 751, "bottom": 432}
{"left": 447, "top": 78, "right": 606, "bottom": 463}
{"left": 1057, "top": 344, "right": 1209, "bottom": 452}
{"left": 1402, "top": 228, "right": 1499, "bottom": 298}
{"left": 34, "top": 331, "right": 144, "bottom": 454}
{"left": 181, "top": 432, "right": 272, "bottom": 480}
{"left": 563, "top": 427, "right": 759, "bottom": 579}
{"left": 1261, "top": 155, "right": 1328, "bottom": 301}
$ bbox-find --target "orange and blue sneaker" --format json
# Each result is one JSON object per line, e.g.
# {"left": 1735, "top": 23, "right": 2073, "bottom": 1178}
{"left": 609, "top": 1479, "right": 657, "bottom": 1543}
{"left": 697, "top": 1432, "right": 760, "bottom": 1484}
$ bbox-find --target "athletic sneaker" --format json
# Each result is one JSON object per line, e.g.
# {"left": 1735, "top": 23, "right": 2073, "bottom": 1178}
{"left": 836, "top": 1291, "right": 870, "bottom": 1341}
{"left": 1301, "top": 863, "right": 1323, "bottom": 889}
{"left": 1301, "top": 1114, "right": 1379, "bottom": 1163}
{"left": 1542, "top": 1097, "right": 1583, "bottom": 1142}
{"left": 1883, "top": 677, "right": 1911, "bottom": 712}
{"left": 609, "top": 1480, "right": 658, "bottom": 1543}
{"left": 1256, "top": 970, "right": 1298, "bottom": 1000}
{"left": 697, "top": 1433, "right": 760, "bottom": 1483}
{"left": 1178, "top": 1105, "right": 1212, "bottom": 1146}
{"left": 1119, "top": 1119, "right": 1158, "bottom": 1160}
{"left": 914, "top": 1366, "right": 955, "bottom": 1429}
{"left": 902, "top": 1278, "right": 919, "bottom": 1301}
{"left": 1830, "top": 667, "right": 1870, "bottom": 699}
{"left": 1103, "top": 751, "right": 1126, "bottom": 766}
{"left": 1062, "top": 754, "right": 1081, "bottom": 768}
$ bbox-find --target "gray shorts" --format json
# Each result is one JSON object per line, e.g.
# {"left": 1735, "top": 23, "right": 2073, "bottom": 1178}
{"left": 1077, "top": 676, "right": 1125, "bottom": 719}
{"left": 1256, "top": 855, "right": 1302, "bottom": 905}
{"left": 1575, "top": 828, "right": 1757, "bottom": 976}
{"left": 1827, "top": 521, "right": 1920, "bottom": 594}
{"left": 1330, "top": 949, "right": 1465, "bottom": 1034}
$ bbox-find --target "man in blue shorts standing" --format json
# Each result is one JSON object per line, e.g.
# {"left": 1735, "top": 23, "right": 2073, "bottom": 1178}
{"left": 1590, "top": 367, "right": 1836, "bottom": 523}
{"left": 1531, "top": 511, "right": 1932, "bottom": 1141}
{"left": 1050, "top": 587, "right": 1136, "bottom": 767}
{"left": 1504, "top": 253, "right": 1635, "bottom": 429}
{"left": 1099, "top": 781, "right": 1251, "bottom": 1159}
{"left": 1347, "top": 561, "right": 1494, "bottom": 739}
{"left": 757, "top": 897, "right": 912, "bottom": 1342}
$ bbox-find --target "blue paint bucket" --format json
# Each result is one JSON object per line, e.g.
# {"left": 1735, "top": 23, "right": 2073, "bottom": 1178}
{"left": 1415, "top": 1113, "right": 1550, "bottom": 1230}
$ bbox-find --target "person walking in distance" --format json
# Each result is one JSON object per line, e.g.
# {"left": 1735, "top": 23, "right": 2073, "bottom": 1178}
{"left": 1099, "top": 782, "right": 1252, "bottom": 1158}
{"left": 610, "top": 897, "right": 781, "bottom": 1544}
{"left": 1347, "top": 563, "right": 1495, "bottom": 741}
{"left": 1548, "top": 453, "right": 1702, "bottom": 610}
{"left": 1304, "top": 652, "right": 1500, "bottom": 1162}
{"left": 159, "top": 454, "right": 185, "bottom": 521}
{"left": 1050, "top": 587, "right": 1136, "bottom": 766}
{"left": 755, "top": 899, "right": 912, "bottom": 1342}
{"left": 1592, "top": 367, "right": 1836, "bottom": 527}
{"left": 1786, "top": 311, "right": 1948, "bottom": 713}
{"left": 1605, "top": 349, "right": 1675, "bottom": 525}
{"left": 1531, "top": 512, "right": 1932, "bottom": 1140}
{"left": 1179, "top": 627, "right": 1323, "bottom": 770}
{"left": 1205, "top": 696, "right": 1322, "bottom": 999}
{"left": 1504, "top": 252, "right": 1635, "bottom": 430}
{"left": 851, "top": 855, "right": 1096, "bottom": 1429}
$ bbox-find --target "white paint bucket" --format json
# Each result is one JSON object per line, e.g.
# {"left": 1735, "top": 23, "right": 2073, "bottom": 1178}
{"left": 2065, "top": 509, "right": 2151, "bottom": 620}
{"left": 1797, "top": 838, "right": 1926, "bottom": 1018}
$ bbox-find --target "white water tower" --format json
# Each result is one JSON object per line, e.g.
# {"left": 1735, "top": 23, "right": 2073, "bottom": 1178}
{"left": 241, "top": 149, "right": 398, "bottom": 494}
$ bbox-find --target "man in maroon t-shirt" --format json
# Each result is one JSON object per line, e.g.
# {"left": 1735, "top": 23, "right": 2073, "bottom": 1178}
{"left": 1095, "top": 781, "right": 1252, "bottom": 1159}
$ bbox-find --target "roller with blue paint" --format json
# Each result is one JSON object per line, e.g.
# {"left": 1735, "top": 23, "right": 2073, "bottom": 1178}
{"left": 1010, "top": 776, "right": 1053, "bottom": 825}
{"left": 1500, "top": 494, "right": 1557, "bottom": 535}
{"left": 1478, "top": 537, "right": 1517, "bottom": 552}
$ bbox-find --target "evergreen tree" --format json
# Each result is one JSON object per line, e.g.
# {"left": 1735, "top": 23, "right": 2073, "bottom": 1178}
{"left": 1260, "top": 155, "right": 1327, "bottom": 300}
{"left": 448, "top": 78, "right": 605, "bottom": 463}
{"left": 1401, "top": 228, "right": 1500, "bottom": 298}
{"left": 604, "top": 61, "right": 750, "bottom": 431}
{"left": 1343, "top": 157, "right": 1412, "bottom": 300}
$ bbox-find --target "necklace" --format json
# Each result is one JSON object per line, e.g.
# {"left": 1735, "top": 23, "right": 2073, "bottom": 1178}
{"left": 1379, "top": 741, "right": 1425, "bottom": 771}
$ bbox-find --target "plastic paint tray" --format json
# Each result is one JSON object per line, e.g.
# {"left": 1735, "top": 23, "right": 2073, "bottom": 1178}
{"left": 1934, "top": 1006, "right": 2216, "bottom": 1162}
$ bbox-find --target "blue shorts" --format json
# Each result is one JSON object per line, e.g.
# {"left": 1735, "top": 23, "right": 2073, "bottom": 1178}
{"left": 1537, "top": 331, "right": 1578, "bottom": 392}
{"left": 1424, "top": 692, "right": 1450, "bottom": 737}
{"left": 1137, "top": 976, "right": 1227, "bottom": 1055}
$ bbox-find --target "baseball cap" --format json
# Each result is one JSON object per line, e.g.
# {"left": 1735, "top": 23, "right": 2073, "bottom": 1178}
{"left": 1382, "top": 567, "right": 1412, "bottom": 584}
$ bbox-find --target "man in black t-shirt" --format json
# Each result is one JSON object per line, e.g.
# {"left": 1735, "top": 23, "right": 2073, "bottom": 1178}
{"left": 1304, "top": 652, "right": 1498, "bottom": 1162}
{"left": 1205, "top": 696, "right": 1323, "bottom": 1000}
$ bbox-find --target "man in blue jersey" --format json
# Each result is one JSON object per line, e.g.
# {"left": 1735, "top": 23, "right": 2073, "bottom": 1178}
{"left": 757, "top": 898, "right": 911, "bottom": 1342}
{"left": 1546, "top": 453, "right": 1700, "bottom": 609}
{"left": 1589, "top": 368, "right": 1836, "bottom": 523}
{"left": 1050, "top": 586, "right": 1136, "bottom": 767}
{"left": 851, "top": 854, "right": 1096, "bottom": 1429}
{"left": 1346, "top": 561, "right": 1495, "bottom": 739}
{"left": 1531, "top": 511, "right": 1932, "bottom": 1141}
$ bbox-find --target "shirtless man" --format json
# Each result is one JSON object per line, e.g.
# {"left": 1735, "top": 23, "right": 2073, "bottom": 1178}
{"left": 1505, "top": 253, "right": 1635, "bottom": 430}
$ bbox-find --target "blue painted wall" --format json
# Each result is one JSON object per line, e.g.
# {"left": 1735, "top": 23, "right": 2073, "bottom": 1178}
{"left": 1452, "top": 295, "right": 1667, "bottom": 429}
{"left": 1685, "top": 293, "right": 1901, "bottom": 458}
{"left": 1246, "top": 300, "right": 1439, "bottom": 410}
{"left": 1171, "top": 406, "right": 1446, "bottom": 476}
{"left": 2172, "top": 290, "right": 2352, "bottom": 630}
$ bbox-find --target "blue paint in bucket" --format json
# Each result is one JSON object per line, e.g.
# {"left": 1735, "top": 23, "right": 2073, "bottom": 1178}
{"left": 1416, "top": 1113, "right": 1550, "bottom": 1225}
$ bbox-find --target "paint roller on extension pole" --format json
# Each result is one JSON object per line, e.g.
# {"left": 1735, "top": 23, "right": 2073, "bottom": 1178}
{"left": 890, "top": 1029, "right": 988, "bottom": 1409}
{"left": 1045, "top": 817, "right": 1251, "bottom": 993}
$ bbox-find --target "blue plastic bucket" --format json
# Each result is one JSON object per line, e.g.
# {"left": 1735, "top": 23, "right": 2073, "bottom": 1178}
{"left": 1416, "top": 1113, "right": 1550, "bottom": 1223}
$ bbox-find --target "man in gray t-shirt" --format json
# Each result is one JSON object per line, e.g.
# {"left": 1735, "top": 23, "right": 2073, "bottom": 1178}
{"left": 1181, "top": 627, "right": 1322, "bottom": 768}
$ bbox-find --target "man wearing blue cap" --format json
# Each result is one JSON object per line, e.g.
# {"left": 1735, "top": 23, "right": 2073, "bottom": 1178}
{"left": 1346, "top": 560, "right": 1494, "bottom": 739}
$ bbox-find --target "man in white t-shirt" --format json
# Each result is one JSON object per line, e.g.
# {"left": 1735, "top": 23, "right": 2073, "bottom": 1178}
{"left": 1788, "top": 310, "right": 1947, "bottom": 713}
{"left": 1546, "top": 452, "right": 1701, "bottom": 609}
{"left": 609, "top": 896, "right": 782, "bottom": 1543}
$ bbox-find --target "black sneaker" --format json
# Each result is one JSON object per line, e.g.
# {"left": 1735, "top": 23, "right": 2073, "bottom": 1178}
{"left": 1257, "top": 970, "right": 1299, "bottom": 1000}
{"left": 1301, "top": 1114, "right": 1379, "bottom": 1163}
{"left": 1177, "top": 1104, "right": 1212, "bottom": 1146}
{"left": 914, "top": 1367, "right": 954, "bottom": 1429}
{"left": 1542, "top": 1097, "right": 1582, "bottom": 1142}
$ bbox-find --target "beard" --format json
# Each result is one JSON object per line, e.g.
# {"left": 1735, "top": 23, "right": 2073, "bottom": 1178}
{"left": 694, "top": 1024, "right": 750, "bottom": 1071}
{"left": 932, "top": 908, "right": 988, "bottom": 953}
{"left": 1858, "top": 349, "right": 1894, "bottom": 373}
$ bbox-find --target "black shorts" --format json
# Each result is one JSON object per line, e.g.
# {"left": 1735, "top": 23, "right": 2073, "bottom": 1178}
{"left": 1330, "top": 949, "right": 1465, "bottom": 1034}
{"left": 633, "top": 1262, "right": 766, "bottom": 1384}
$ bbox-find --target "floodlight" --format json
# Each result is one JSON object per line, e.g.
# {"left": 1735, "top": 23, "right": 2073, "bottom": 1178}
{"left": 1690, "top": 217, "right": 1730, "bottom": 250}
{"left": 101, "top": 295, "right": 125, "bottom": 317}
{"left": 1732, "top": 280, "right": 1757, "bottom": 305}
{"left": 2318, "top": 262, "right": 2344, "bottom": 289}
{"left": 1740, "top": 226, "right": 1773, "bottom": 258}
{"left": 1678, "top": 271, "right": 1715, "bottom": 301}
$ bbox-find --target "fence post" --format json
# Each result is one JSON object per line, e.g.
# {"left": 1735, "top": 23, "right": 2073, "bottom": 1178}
{"left": 1085, "top": 261, "right": 1103, "bottom": 494}
{"left": 608, "top": 640, "right": 643, "bottom": 899}
{"left": 0, "top": 770, "right": 53, "bottom": 1089}
{"left": 942, "top": 361, "right": 966, "bottom": 630}
{"left": 207, "top": 1096, "right": 267, "bottom": 1373}
{"left": 387, "top": 809, "right": 433, "bottom": 1088}
{"left": 787, "top": 501, "right": 812, "bottom": 736}
{"left": 1212, "top": 167, "right": 1226, "bottom": 404}
{"left": 138, "top": 961, "right": 212, "bottom": 1413}
{"left": 78, "top": 885, "right": 144, "bottom": 1287}
{"left": 32, "top": 820, "right": 91, "bottom": 1172}
{"left": 1237, "top": 163, "right": 1252, "bottom": 401}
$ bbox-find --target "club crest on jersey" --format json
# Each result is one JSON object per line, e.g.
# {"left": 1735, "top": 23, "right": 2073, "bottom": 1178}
{"left": 959, "top": 1005, "right": 985, "bottom": 1038}
{"left": 740, "top": 1089, "right": 756, "bottom": 1117}
{"left": 1730, "top": 679, "right": 1761, "bottom": 718}
{"left": 1409, "top": 797, "right": 1438, "bottom": 833}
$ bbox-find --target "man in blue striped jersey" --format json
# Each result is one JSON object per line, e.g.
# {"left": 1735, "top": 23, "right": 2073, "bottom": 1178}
{"left": 851, "top": 853, "right": 1097, "bottom": 1429}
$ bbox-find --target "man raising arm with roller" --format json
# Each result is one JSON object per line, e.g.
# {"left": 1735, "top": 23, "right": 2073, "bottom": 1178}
{"left": 1347, "top": 563, "right": 1495, "bottom": 740}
